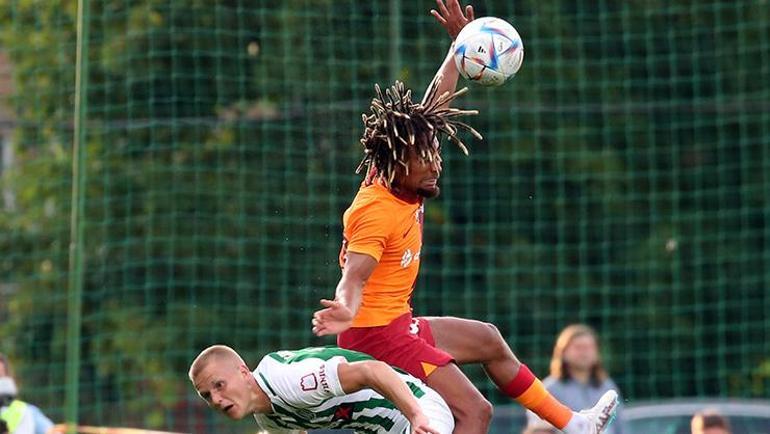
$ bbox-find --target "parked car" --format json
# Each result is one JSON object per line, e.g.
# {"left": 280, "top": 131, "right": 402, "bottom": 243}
{"left": 311, "top": 398, "right": 770, "bottom": 434}
{"left": 624, "top": 398, "right": 770, "bottom": 434}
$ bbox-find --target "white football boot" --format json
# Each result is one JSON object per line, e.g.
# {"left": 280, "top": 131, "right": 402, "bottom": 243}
{"left": 562, "top": 390, "right": 619, "bottom": 434}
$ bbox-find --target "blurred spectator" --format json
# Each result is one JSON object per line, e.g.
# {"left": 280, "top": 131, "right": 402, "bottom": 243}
{"left": 522, "top": 420, "right": 559, "bottom": 434}
{"left": 0, "top": 356, "right": 8, "bottom": 378}
{"left": 0, "top": 355, "right": 53, "bottom": 434}
{"left": 0, "top": 377, "right": 33, "bottom": 434}
{"left": 691, "top": 409, "right": 732, "bottom": 434}
{"left": 1, "top": 418, "right": 9, "bottom": 434}
{"left": 526, "top": 324, "right": 627, "bottom": 434}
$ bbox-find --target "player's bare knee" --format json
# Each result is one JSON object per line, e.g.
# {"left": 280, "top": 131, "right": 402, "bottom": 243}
{"left": 483, "top": 321, "right": 502, "bottom": 341}
{"left": 482, "top": 322, "right": 512, "bottom": 358}
{"left": 453, "top": 393, "right": 493, "bottom": 422}
{"left": 462, "top": 397, "right": 493, "bottom": 425}
{"left": 477, "top": 397, "right": 493, "bottom": 423}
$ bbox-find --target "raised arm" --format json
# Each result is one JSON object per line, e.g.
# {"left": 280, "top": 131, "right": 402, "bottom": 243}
{"left": 422, "top": 0, "right": 475, "bottom": 107}
{"left": 312, "top": 252, "right": 377, "bottom": 336}
{"left": 337, "top": 360, "right": 439, "bottom": 434}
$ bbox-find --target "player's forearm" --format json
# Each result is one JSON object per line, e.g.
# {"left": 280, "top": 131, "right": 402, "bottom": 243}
{"left": 334, "top": 274, "right": 364, "bottom": 316}
{"left": 363, "top": 361, "right": 423, "bottom": 420}
{"left": 421, "top": 43, "right": 460, "bottom": 108}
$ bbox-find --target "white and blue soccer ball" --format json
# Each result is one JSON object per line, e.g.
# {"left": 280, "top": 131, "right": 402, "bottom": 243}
{"left": 453, "top": 17, "right": 524, "bottom": 86}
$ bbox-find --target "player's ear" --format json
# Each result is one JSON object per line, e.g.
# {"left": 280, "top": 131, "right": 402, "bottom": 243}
{"left": 238, "top": 363, "right": 250, "bottom": 378}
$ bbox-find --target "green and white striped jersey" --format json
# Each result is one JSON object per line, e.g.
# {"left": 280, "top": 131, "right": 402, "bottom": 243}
{"left": 252, "top": 346, "right": 429, "bottom": 434}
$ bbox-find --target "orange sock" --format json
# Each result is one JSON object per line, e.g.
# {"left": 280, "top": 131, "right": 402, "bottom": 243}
{"left": 502, "top": 364, "right": 573, "bottom": 429}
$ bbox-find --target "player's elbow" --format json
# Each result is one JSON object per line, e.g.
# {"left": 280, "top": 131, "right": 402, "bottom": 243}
{"left": 360, "top": 360, "right": 389, "bottom": 380}
{"left": 339, "top": 360, "right": 390, "bottom": 393}
{"left": 370, "top": 360, "right": 391, "bottom": 372}
{"left": 341, "top": 252, "right": 378, "bottom": 284}
{"left": 342, "top": 268, "right": 370, "bottom": 289}
{"left": 357, "top": 360, "right": 393, "bottom": 390}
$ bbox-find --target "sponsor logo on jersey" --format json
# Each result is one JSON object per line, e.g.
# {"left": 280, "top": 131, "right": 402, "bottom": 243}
{"left": 403, "top": 224, "right": 414, "bottom": 238}
{"left": 318, "top": 364, "right": 331, "bottom": 393}
{"left": 400, "top": 249, "right": 421, "bottom": 268}
{"left": 401, "top": 249, "right": 414, "bottom": 267}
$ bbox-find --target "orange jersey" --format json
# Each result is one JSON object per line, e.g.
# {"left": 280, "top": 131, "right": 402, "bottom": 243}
{"left": 340, "top": 182, "right": 424, "bottom": 327}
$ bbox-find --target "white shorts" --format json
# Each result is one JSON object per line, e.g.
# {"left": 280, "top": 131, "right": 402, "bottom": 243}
{"left": 417, "top": 387, "right": 455, "bottom": 434}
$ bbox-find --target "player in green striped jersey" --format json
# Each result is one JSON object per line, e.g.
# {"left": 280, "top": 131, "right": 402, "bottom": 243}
{"left": 189, "top": 345, "right": 454, "bottom": 434}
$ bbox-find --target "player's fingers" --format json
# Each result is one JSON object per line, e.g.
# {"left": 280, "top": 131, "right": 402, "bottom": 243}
{"left": 312, "top": 322, "right": 326, "bottom": 334}
{"left": 430, "top": 9, "right": 448, "bottom": 25}
{"left": 314, "top": 309, "right": 335, "bottom": 323}
{"left": 448, "top": 0, "right": 463, "bottom": 17}
{"left": 312, "top": 324, "right": 322, "bottom": 335}
{"left": 466, "top": 5, "right": 474, "bottom": 21}
{"left": 319, "top": 299, "right": 338, "bottom": 308}
{"left": 435, "top": 0, "right": 450, "bottom": 18}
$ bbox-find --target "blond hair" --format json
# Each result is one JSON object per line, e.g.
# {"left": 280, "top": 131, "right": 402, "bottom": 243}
{"left": 549, "top": 324, "right": 608, "bottom": 385}
{"left": 188, "top": 345, "right": 245, "bottom": 381}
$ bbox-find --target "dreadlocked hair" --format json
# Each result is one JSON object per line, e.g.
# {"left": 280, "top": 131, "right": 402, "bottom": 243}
{"left": 356, "top": 75, "right": 482, "bottom": 186}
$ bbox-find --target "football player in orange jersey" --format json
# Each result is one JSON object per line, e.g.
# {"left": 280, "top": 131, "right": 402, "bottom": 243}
{"left": 312, "top": 1, "right": 618, "bottom": 433}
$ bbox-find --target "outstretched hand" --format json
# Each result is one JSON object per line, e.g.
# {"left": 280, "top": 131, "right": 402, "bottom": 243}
{"left": 409, "top": 412, "right": 441, "bottom": 434}
{"left": 312, "top": 299, "right": 354, "bottom": 336}
{"left": 430, "top": 0, "right": 475, "bottom": 40}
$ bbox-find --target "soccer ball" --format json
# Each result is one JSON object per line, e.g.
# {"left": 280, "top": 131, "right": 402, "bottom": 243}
{"left": 453, "top": 17, "right": 524, "bottom": 86}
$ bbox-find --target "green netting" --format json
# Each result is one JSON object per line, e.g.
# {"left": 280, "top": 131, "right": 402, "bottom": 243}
{"left": 1, "top": 0, "right": 769, "bottom": 433}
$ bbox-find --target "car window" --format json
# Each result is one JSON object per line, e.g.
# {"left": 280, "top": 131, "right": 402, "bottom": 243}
{"left": 628, "top": 415, "right": 770, "bottom": 434}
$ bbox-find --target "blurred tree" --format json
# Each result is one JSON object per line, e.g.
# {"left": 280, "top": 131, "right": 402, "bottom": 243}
{"left": 0, "top": 0, "right": 768, "bottom": 431}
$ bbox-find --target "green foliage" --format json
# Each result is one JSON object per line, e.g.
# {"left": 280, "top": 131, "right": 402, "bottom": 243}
{"left": 0, "top": 0, "right": 768, "bottom": 432}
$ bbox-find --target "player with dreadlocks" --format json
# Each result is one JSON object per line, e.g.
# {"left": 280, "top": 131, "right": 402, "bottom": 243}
{"left": 355, "top": 78, "right": 479, "bottom": 188}
{"left": 312, "top": 1, "right": 619, "bottom": 433}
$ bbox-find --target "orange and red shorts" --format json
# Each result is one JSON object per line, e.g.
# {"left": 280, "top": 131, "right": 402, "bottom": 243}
{"left": 338, "top": 312, "right": 454, "bottom": 380}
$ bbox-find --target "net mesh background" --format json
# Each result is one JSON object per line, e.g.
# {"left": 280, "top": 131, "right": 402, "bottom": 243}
{"left": 0, "top": 0, "right": 768, "bottom": 432}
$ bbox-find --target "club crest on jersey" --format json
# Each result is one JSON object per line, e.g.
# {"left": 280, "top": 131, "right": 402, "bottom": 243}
{"left": 300, "top": 373, "right": 318, "bottom": 391}
{"left": 415, "top": 205, "right": 424, "bottom": 224}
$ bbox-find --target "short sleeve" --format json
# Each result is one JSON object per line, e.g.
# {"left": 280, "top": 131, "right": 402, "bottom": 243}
{"left": 345, "top": 204, "right": 396, "bottom": 262}
{"left": 257, "top": 356, "right": 347, "bottom": 408}
{"left": 30, "top": 405, "right": 54, "bottom": 434}
{"left": 14, "top": 408, "right": 35, "bottom": 434}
